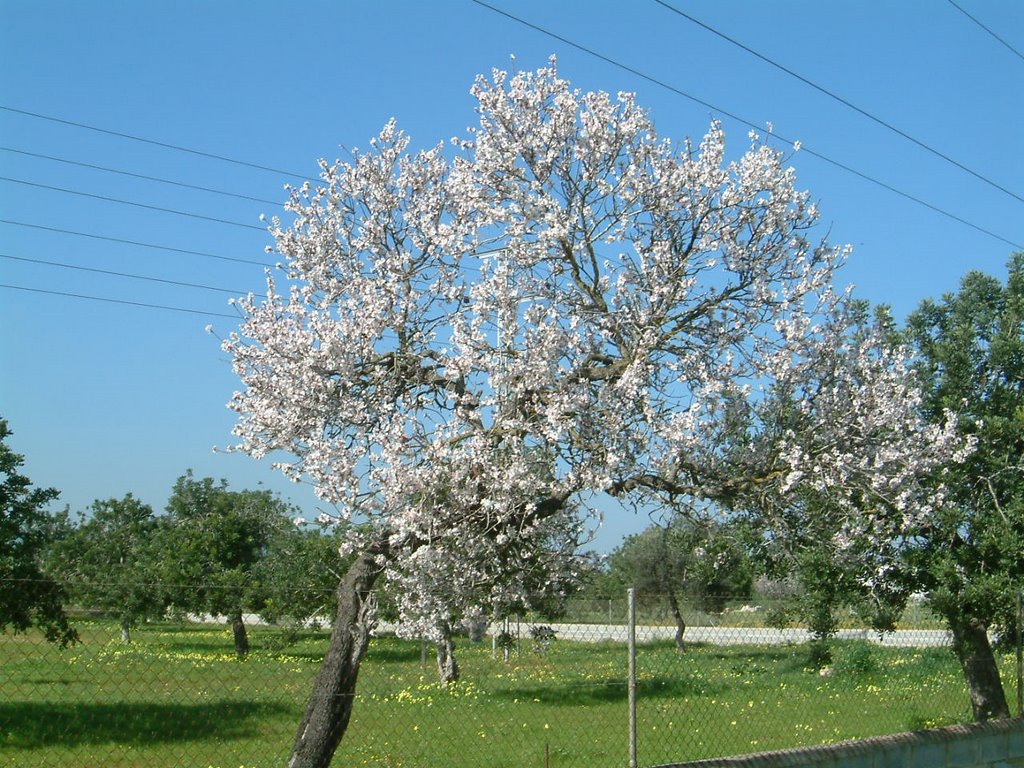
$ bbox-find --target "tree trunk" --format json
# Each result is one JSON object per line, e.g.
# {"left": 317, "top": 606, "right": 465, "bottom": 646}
{"left": 287, "top": 543, "right": 387, "bottom": 768}
{"left": 120, "top": 619, "right": 132, "bottom": 644}
{"left": 667, "top": 587, "right": 686, "bottom": 652}
{"left": 949, "top": 615, "right": 1010, "bottom": 721}
{"left": 435, "top": 622, "right": 460, "bottom": 684}
{"left": 230, "top": 612, "right": 249, "bottom": 658}
{"left": 467, "top": 618, "right": 487, "bottom": 642}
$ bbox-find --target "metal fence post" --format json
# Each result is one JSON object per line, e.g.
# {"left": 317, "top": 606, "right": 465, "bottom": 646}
{"left": 628, "top": 587, "right": 637, "bottom": 768}
{"left": 1017, "top": 589, "right": 1022, "bottom": 718}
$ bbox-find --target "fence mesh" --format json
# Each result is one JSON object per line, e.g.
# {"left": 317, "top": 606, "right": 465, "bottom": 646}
{"left": 628, "top": 592, "right": 972, "bottom": 766}
{"left": 4, "top": 583, "right": 1016, "bottom": 768}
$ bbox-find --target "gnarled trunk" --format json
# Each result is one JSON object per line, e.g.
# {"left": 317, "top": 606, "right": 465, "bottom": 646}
{"left": 666, "top": 587, "right": 686, "bottom": 653}
{"left": 230, "top": 612, "right": 249, "bottom": 658}
{"left": 949, "top": 615, "right": 1010, "bottom": 721}
{"left": 288, "top": 543, "right": 387, "bottom": 768}
{"left": 435, "top": 622, "right": 460, "bottom": 684}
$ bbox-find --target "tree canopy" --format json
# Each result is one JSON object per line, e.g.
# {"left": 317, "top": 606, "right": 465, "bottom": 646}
{"left": 45, "top": 494, "right": 164, "bottom": 643}
{"left": 226, "top": 60, "right": 958, "bottom": 637}
{"left": 601, "top": 516, "right": 754, "bottom": 650}
{"left": 253, "top": 519, "right": 352, "bottom": 630}
{"left": 0, "top": 419, "right": 76, "bottom": 647}
{"left": 901, "top": 253, "right": 1024, "bottom": 720}
{"left": 158, "top": 471, "right": 293, "bottom": 657}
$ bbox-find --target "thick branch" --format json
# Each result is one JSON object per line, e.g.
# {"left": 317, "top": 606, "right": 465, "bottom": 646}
{"left": 609, "top": 468, "right": 785, "bottom": 509}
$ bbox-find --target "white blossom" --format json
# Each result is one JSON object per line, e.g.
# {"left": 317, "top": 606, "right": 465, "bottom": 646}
{"left": 224, "top": 60, "right": 969, "bottom": 632}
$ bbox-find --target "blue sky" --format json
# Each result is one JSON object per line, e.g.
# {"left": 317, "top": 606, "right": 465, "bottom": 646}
{"left": 1, "top": 0, "right": 1021, "bottom": 552}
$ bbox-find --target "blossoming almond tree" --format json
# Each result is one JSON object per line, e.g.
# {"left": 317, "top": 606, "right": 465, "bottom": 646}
{"left": 224, "top": 61, "right": 966, "bottom": 767}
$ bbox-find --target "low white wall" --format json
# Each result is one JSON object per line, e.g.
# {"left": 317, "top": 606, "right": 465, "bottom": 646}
{"left": 655, "top": 717, "right": 1024, "bottom": 768}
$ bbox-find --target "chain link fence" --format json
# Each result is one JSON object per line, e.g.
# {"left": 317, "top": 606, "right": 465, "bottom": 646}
{"left": 3, "top": 582, "right": 1020, "bottom": 767}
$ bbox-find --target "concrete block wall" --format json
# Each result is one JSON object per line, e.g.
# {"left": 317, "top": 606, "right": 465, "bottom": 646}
{"left": 656, "top": 717, "right": 1024, "bottom": 768}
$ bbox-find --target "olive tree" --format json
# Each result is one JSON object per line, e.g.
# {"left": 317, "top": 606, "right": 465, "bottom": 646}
{"left": 253, "top": 520, "right": 351, "bottom": 632}
{"left": 158, "top": 471, "right": 291, "bottom": 657}
{"left": 902, "top": 254, "right": 1024, "bottom": 721}
{"left": 46, "top": 494, "right": 164, "bottom": 643}
{"left": 606, "top": 518, "right": 754, "bottom": 651}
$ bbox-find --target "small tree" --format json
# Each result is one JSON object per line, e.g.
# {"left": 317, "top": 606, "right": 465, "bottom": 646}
{"left": 253, "top": 520, "right": 351, "bottom": 632}
{"left": 379, "top": 493, "right": 591, "bottom": 684}
{"left": 675, "top": 519, "right": 755, "bottom": 614}
{"left": 46, "top": 494, "right": 165, "bottom": 643}
{"left": 0, "top": 419, "right": 77, "bottom": 647}
{"left": 754, "top": 478, "right": 912, "bottom": 668}
{"left": 158, "top": 471, "right": 290, "bottom": 657}
{"left": 606, "top": 517, "right": 753, "bottom": 651}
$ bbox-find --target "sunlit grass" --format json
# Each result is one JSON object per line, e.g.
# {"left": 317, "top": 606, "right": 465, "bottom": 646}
{"left": 0, "top": 621, "right": 987, "bottom": 767}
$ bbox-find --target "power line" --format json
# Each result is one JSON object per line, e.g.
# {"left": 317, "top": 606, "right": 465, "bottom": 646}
{"left": 652, "top": 0, "right": 1024, "bottom": 205}
{"left": 469, "top": 0, "right": 1024, "bottom": 251}
{"left": 0, "top": 219, "right": 273, "bottom": 267}
{"left": 0, "top": 218, "right": 494, "bottom": 272}
{"left": 0, "top": 146, "right": 283, "bottom": 206}
{"left": 0, "top": 253, "right": 246, "bottom": 295}
{"left": 0, "top": 105, "right": 318, "bottom": 183}
{"left": 0, "top": 176, "right": 267, "bottom": 232}
{"left": 0, "top": 283, "right": 238, "bottom": 318}
{"left": 946, "top": 0, "right": 1024, "bottom": 63}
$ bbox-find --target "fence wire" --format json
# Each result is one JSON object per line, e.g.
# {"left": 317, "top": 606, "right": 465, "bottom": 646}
{"left": 3, "top": 582, "right": 1015, "bottom": 768}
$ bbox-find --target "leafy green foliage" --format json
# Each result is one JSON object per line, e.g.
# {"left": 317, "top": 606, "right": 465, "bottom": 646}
{"left": 758, "top": 491, "right": 908, "bottom": 667}
{"left": 0, "top": 418, "right": 77, "bottom": 647}
{"left": 904, "top": 253, "right": 1024, "bottom": 647}
{"left": 156, "top": 471, "right": 295, "bottom": 653}
{"left": 45, "top": 494, "right": 166, "bottom": 641}
{"left": 253, "top": 522, "right": 351, "bottom": 630}
{"left": 752, "top": 304, "right": 919, "bottom": 664}
{"left": 601, "top": 517, "right": 755, "bottom": 612}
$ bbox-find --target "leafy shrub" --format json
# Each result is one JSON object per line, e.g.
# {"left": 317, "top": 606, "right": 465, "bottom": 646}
{"left": 835, "top": 642, "right": 878, "bottom": 678}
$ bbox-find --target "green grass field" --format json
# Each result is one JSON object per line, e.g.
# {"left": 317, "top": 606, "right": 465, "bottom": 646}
{"left": 0, "top": 620, "right": 996, "bottom": 768}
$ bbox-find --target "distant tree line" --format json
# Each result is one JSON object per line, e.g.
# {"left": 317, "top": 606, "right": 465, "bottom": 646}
{"left": 0, "top": 453, "right": 350, "bottom": 658}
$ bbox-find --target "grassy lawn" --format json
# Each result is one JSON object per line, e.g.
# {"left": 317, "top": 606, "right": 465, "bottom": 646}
{"left": 0, "top": 620, "right": 995, "bottom": 768}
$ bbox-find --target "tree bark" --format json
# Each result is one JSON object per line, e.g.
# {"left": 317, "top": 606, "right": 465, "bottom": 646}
{"left": 287, "top": 542, "right": 388, "bottom": 768}
{"left": 666, "top": 587, "right": 686, "bottom": 652}
{"left": 120, "top": 619, "right": 132, "bottom": 644}
{"left": 230, "top": 611, "right": 249, "bottom": 658}
{"left": 949, "top": 615, "right": 1010, "bottom": 721}
{"left": 435, "top": 622, "right": 460, "bottom": 684}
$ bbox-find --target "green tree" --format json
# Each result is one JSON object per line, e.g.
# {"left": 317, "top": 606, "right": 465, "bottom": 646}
{"left": 605, "top": 516, "right": 754, "bottom": 651}
{"left": 0, "top": 419, "right": 77, "bottom": 647}
{"left": 46, "top": 494, "right": 165, "bottom": 643}
{"left": 254, "top": 521, "right": 351, "bottom": 631}
{"left": 158, "top": 471, "right": 291, "bottom": 657}
{"left": 756, "top": 486, "right": 911, "bottom": 668}
{"left": 902, "top": 254, "right": 1024, "bottom": 721}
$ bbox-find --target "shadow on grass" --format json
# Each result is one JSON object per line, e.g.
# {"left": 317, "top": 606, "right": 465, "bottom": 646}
{"left": 135, "top": 625, "right": 331, "bottom": 660}
{"left": 134, "top": 627, "right": 235, "bottom": 656}
{"left": 0, "top": 699, "right": 292, "bottom": 750}
{"left": 488, "top": 674, "right": 724, "bottom": 706}
{"left": 365, "top": 643, "right": 424, "bottom": 665}
{"left": 670, "top": 643, "right": 812, "bottom": 673}
{"left": 253, "top": 633, "right": 420, "bottom": 665}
